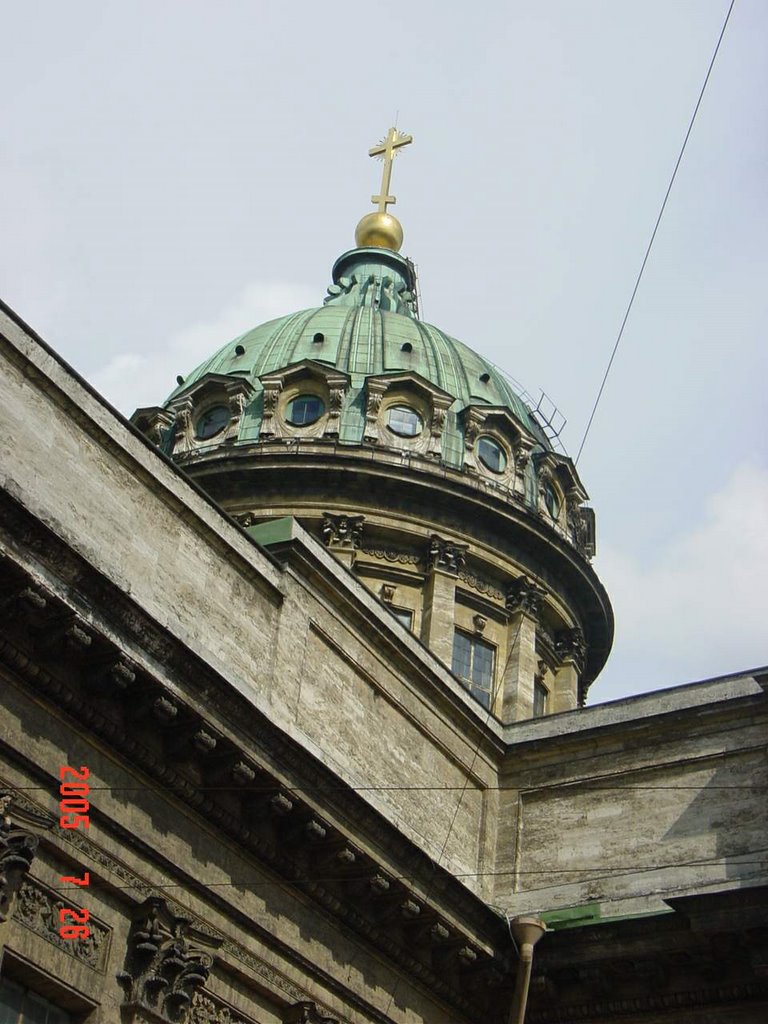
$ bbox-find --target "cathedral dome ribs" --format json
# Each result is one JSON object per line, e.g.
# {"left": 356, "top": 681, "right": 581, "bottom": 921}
{"left": 132, "top": 135, "right": 613, "bottom": 721}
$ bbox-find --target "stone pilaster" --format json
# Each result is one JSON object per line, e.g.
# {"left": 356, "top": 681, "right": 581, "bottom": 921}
{"left": 503, "top": 579, "right": 545, "bottom": 722}
{"left": 553, "top": 627, "right": 587, "bottom": 711}
{"left": 420, "top": 535, "right": 467, "bottom": 666}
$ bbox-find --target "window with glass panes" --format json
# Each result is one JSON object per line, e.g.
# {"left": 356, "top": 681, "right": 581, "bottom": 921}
{"left": 451, "top": 630, "right": 496, "bottom": 709}
{"left": 391, "top": 607, "right": 413, "bottom": 630}
{"left": 0, "top": 979, "right": 71, "bottom": 1024}
{"left": 533, "top": 679, "right": 548, "bottom": 717}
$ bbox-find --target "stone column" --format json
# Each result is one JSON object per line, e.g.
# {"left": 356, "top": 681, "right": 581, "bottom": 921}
{"left": 552, "top": 628, "right": 586, "bottom": 712}
{"left": 420, "top": 535, "right": 467, "bottom": 666}
{"left": 320, "top": 513, "right": 364, "bottom": 568}
{"left": 502, "top": 579, "right": 545, "bottom": 722}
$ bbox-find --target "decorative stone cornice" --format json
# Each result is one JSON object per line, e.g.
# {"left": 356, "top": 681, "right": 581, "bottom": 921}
{"left": 0, "top": 524, "right": 507, "bottom": 1017}
{"left": 426, "top": 534, "right": 468, "bottom": 575}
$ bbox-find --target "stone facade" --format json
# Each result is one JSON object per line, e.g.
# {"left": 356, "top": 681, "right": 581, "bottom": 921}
{"left": 1, "top": 301, "right": 767, "bottom": 1022}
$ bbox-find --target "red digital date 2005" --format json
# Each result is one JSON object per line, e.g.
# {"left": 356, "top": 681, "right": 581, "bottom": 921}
{"left": 58, "top": 765, "right": 91, "bottom": 940}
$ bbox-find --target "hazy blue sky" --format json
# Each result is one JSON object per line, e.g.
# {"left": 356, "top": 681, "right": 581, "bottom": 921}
{"left": 2, "top": 0, "right": 766, "bottom": 702}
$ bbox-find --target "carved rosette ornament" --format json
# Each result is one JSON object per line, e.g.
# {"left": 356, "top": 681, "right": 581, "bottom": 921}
{"left": 555, "top": 627, "right": 587, "bottom": 670}
{"left": 0, "top": 793, "right": 39, "bottom": 922}
{"left": 321, "top": 513, "right": 365, "bottom": 550}
{"left": 427, "top": 535, "right": 468, "bottom": 576}
{"left": 505, "top": 577, "right": 545, "bottom": 619}
{"left": 118, "top": 898, "right": 217, "bottom": 1024}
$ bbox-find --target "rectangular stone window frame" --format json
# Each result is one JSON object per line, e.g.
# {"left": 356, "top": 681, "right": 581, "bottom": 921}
{"left": 451, "top": 629, "right": 496, "bottom": 710}
{"left": 0, "top": 951, "right": 96, "bottom": 1022}
{"left": 390, "top": 606, "right": 414, "bottom": 631}
{"left": 533, "top": 678, "right": 549, "bottom": 717}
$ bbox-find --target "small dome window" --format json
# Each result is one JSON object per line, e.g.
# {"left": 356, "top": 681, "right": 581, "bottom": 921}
{"left": 477, "top": 436, "right": 507, "bottom": 473}
{"left": 235, "top": 344, "right": 245, "bottom": 356}
{"left": 196, "top": 405, "right": 230, "bottom": 440}
{"left": 543, "top": 481, "right": 560, "bottom": 519}
{"left": 312, "top": 332, "right": 324, "bottom": 344}
{"left": 387, "top": 405, "right": 423, "bottom": 437}
{"left": 401, "top": 342, "right": 413, "bottom": 353}
{"left": 286, "top": 394, "right": 325, "bottom": 426}
{"left": 479, "top": 372, "right": 491, "bottom": 384}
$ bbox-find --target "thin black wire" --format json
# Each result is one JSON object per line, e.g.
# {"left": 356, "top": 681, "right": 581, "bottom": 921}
{"left": 574, "top": 0, "right": 736, "bottom": 466}
{"left": 18, "top": 783, "right": 766, "bottom": 794}
{"left": 49, "top": 851, "right": 768, "bottom": 893}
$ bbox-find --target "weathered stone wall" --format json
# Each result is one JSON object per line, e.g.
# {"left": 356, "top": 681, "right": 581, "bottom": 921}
{"left": 0, "top": 308, "right": 500, "bottom": 893}
{"left": 495, "top": 675, "right": 768, "bottom": 917}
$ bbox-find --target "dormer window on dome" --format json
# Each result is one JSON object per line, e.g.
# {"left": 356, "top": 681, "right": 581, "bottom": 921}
{"left": 286, "top": 394, "right": 325, "bottom": 426}
{"left": 387, "top": 405, "right": 423, "bottom": 437}
{"left": 477, "top": 436, "right": 507, "bottom": 474}
{"left": 195, "top": 405, "right": 231, "bottom": 440}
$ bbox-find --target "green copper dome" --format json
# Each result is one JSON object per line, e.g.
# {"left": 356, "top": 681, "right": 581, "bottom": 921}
{"left": 166, "top": 247, "right": 551, "bottom": 466}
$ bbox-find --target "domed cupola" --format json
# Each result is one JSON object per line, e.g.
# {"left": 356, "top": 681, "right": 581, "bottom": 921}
{"left": 132, "top": 128, "right": 613, "bottom": 723}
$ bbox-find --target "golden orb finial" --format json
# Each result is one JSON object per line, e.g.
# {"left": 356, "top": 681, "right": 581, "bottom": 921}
{"left": 357, "top": 127, "right": 412, "bottom": 251}
{"left": 355, "top": 211, "right": 404, "bottom": 252}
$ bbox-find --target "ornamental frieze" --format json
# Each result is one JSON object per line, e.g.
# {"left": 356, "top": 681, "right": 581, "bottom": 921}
{"left": 13, "top": 875, "right": 111, "bottom": 972}
{"left": 457, "top": 570, "right": 504, "bottom": 601}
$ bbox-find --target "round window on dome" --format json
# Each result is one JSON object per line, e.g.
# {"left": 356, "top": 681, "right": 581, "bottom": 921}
{"left": 286, "top": 394, "right": 325, "bottom": 426}
{"left": 195, "top": 405, "right": 230, "bottom": 440}
{"left": 543, "top": 481, "right": 560, "bottom": 518}
{"left": 387, "top": 405, "right": 423, "bottom": 437}
{"left": 477, "top": 436, "right": 507, "bottom": 473}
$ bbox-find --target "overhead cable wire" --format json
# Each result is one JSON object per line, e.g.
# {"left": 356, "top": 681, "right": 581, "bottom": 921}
{"left": 574, "top": 0, "right": 736, "bottom": 465}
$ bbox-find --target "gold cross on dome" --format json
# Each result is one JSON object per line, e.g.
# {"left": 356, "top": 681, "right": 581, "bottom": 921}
{"left": 368, "top": 127, "right": 413, "bottom": 212}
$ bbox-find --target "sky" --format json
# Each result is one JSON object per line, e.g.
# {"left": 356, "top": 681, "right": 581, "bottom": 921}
{"left": 2, "top": 0, "right": 766, "bottom": 703}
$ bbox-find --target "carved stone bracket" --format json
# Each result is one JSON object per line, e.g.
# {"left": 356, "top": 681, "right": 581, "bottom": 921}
{"left": 131, "top": 407, "right": 176, "bottom": 449}
{"left": 284, "top": 1001, "right": 339, "bottom": 1024}
{"left": 0, "top": 793, "right": 39, "bottom": 922}
{"left": 363, "top": 379, "right": 388, "bottom": 444}
{"left": 505, "top": 578, "right": 545, "bottom": 619}
{"left": 321, "top": 513, "right": 364, "bottom": 550}
{"left": 555, "top": 627, "right": 587, "bottom": 670}
{"left": 260, "top": 381, "right": 283, "bottom": 439}
{"left": 118, "top": 897, "right": 219, "bottom": 1023}
{"left": 426, "top": 535, "right": 468, "bottom": 576}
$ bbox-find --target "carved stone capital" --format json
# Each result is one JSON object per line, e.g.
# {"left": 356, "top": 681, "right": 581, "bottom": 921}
{"left": 0, "top": 794, "right": 39, "bottom": 922}
{"left": 505, "top": 577, "right": 545, "bottom": 618}
{"left": 321, "top": 513, "right": 364, "bottom": 550}
{"left": 555, "top": 627, "right": 587, "bottom": 669}
{"left": 427, "top": 535, "right": 468, "bottom": 576}
{"left": 118, "top": 897, "right": 217, "bottom": 1023}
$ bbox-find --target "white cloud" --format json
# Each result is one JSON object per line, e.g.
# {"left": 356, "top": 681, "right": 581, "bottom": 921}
{"left": 593, "top": 462, "right": 768, "bottom": 702}
{"left": 91, "top": 281, "right": 317, "bottom": 414}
